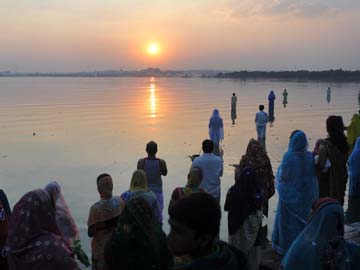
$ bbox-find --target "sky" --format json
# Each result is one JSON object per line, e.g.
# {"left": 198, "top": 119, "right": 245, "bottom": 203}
{"left": 1, "top": 0, "right": 360, "bottom": 72}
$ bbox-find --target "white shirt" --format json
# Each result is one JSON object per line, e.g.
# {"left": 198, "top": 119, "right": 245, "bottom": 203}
{"left": 255, "top": 111, "right": 268, "bottom": 127}
{"left": 192, "top": 153, "right": 223, "bottom": 200}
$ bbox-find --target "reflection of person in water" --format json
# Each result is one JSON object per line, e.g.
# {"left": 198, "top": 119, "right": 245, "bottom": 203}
{"left": 282, "top": 89, "right": 288, "bottom": 108}
{"left": 268, "top": 90, "right": 276, "bottom": 123}
{"left": 231, "top": 93, "right": 237, "bottom": 125}
{"left": 326, "top": 87, "right": 331, "bottom": 103}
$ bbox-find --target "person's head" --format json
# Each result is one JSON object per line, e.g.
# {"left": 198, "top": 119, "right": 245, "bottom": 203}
{"left": 232, "top": 93, "right": 235, "bottom": 96}
{"left": 326, "top": 115, "right": 349, "bottom": 153}
{"left": 288, "top": 130, "right": 308, "bottom": 152}
{"left": 187, "top": 167, "right": 202, "bottom": 187}
{"left": 284, "top": 89, "right": 287, "bottom": 92}
{"left": 245, "top": 138, "right": 264, "bottom": 156}
{"left": 212, "top": 108, "right": 220, "bottom": 116}
{"left": 130, "top": 169, "right": 147, "bottom": 191}
{"left": 44, "top": 181, "right": 61, "bottom": 206}
{"left": 146, "top": 141, "right": 158, "bottom": 156}
{"left": 97, "top": 173, "right": 113, "bottom": 199}
{"left": 311, "top": 197, "right": 344, "bottom": 236}
{"left": 259, "top": 105, "right": 264, "bottom": 111}
{"left": 202, "top": 139, "right": 214, "bottom": 153}
{"left": 168, "top": 192, "right": 221, "bottom": 258}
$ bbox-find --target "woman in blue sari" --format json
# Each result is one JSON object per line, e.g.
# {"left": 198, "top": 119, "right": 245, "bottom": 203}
{"left": 268, "top": 90, "right": 276, "bottom": 122}
{"left": 346, "top": 136, "right": 360, "bottom": 223}
{"left": 281, "top": 198, "right": 360, "bottom": 270}
{"left": 272, "top": 130, "right": 318, "bottom": 255}
{"left": 208, "top": 109, "right": 224, "bottom": 155}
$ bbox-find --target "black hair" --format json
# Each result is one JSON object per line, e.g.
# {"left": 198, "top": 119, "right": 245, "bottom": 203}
{"left": 232, "top": 93, "right": 235, "bottom": 96}
{"left": 326, "top": 116, "right": 349, "bottom": 154}
{"left": 146, "top": 141, "right": 158, "bottom": 155}
{"left": 259, "top": 105, "right": 264, "bottom": 111}
{"left": 168, "top": 192, "right": 221, "bottom": 239}
{"left": 97, "top": 173, "right": 111, "bottom": 184}
{"left": 202, "top": 139, "right": 214, "bottom": 153}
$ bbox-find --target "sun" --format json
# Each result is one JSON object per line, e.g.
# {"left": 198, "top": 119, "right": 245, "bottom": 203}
{"left": 147, "top": 43, "right": 159, "bottom": 55}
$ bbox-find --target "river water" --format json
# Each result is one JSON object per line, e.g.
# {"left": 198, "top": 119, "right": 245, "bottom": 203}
{"left": 0, "top": 77, "right": 359, "bottom": 255}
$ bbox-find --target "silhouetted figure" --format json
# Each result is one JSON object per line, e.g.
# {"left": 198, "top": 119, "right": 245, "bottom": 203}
{"left": 168, "top": 193, "right": 249, "bottom": 270}
{"left": 345, "top": 137, "right": 360, "bottom": 224}
{"left": 208, "top": 109, "right": 224, "bottom": 156}
{"left": 358, "top": 90, "right": 360, "bottom": 106}
{"left": 268, "top": 90, "right": 276, "bottom": 123}
{"left": 237, "top": 139, "right": 275, "bottom": 247}
{"left": 282, "top": 89, "right": 288, "bottom": 108}
{"left": 255, "top": 105, "right": 268, "bottom": 151}
{"left": 316, "top": 116, "right": 349, "bottom": 205}
{"left": 272, "top": 130, "right": 319, "bottom": 255}
{"left": 231, "top": 93, "right": 237, "bottom": 125}
{"left": 281, "top": 198, "right": 360, "bottom": 270}
{"left": 88, "top": 174, "right": 124, "bottom": 270}
{"left": 191, "top": 139, "right": 223, "bottom": 203}
{"left": 225, "top": 167, "right": 264, "bottom": 270}
{"left": 326, "top": 87, "right": 331, "bottom": 103}
{"left": 137, "top": 141, "right": 168, "bottom": 221}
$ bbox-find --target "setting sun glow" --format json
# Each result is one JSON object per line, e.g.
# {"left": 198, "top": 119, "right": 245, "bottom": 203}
{"left": 147, "top": 43, "right": 159, "bottom": 55}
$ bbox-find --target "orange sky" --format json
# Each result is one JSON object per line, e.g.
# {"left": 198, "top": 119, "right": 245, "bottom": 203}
{"left": 1, "top": 0, "right": 360, "bottom": 71}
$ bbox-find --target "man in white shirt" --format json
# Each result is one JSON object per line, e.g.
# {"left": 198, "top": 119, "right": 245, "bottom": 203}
{"left": 191, "top": 139, "right": 223, "bottom": 203}
{"left": 255, "top": 104, "right": 268, "bottom": 151}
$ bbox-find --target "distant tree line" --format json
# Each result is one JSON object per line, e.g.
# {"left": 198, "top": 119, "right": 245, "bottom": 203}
{"left": 214, "top": 69, "right": 360, "bottom": 81}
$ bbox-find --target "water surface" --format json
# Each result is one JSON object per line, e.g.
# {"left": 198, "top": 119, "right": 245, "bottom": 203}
{"left": 0, "top": 77, "right": 358, "bottom": 255}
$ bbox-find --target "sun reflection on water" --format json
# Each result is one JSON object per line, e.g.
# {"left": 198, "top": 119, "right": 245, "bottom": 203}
{"left": 149, "top": 80, "right": 157, "bottom": 118}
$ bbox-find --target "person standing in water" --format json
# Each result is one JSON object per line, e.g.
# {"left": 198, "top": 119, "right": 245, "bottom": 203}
{"left": 255, "top": 105, "right": 268, "bottom": 151}
{"left": 326, "top": 87, "right": 331, "bottom": 103}
{"left": 231, "top": 93, "right": 237, "bottom": 125}
{"left": 137, "top": 141, "right": 167, "bottom": 221}
{"left": 268, "top": 90, "right": 276, "bottom": 122}
{"left": 209, "top": 109, "right": 224, "bottom": 156}
{"left": 282, "top": 89, "right": 288, "bottom": 107}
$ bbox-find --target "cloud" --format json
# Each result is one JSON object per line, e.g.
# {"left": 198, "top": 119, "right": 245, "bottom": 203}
{"left": 222, "top": 0, "right": 360, "bottom": 18}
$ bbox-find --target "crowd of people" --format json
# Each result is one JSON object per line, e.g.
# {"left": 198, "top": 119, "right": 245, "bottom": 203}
{"left": 1, "top": 100, "right": 360, "bottom": 269}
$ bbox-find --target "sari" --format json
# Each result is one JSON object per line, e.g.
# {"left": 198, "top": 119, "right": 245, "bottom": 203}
{"left": 208, "top": 109, "right": 224, "bottom": 146}
{"left": 121, "top": 169, "right": 161, "bottom": 222}
{"left": 44, "top": 181, "right": 80, "bottom": 247}
{"left": 5, "top": 189, "right": 78, "bottom": 270}
{"left": 268, "top": 90, "right": 276, "bottom": 121}
{"left": 0, "top": 189, "right": 11, "bottom": 218}
{"left": 88, "top": 176, "right": 124, "bottom": 270}
{"left": 238, "top": 139, "right": 274, "bottom": 245}
{"left": 272, "top": 130, "right": 319, "bottom": 255}
{"left": 105, "top": 197, "right": 173, "bottom": 270}
{"left": 0, "top": 200, "right": 9, "bottom": 270}
{"left": 44, "top": 181, "right": 89, "bottom": 266}
{"left": 347, "top": 113, "right": 360, "bottom": 152}
{"left": 346, "top": 137, "right": 360, "bottom": 223}
{"left": 281, "top": 198, "right": 360, "bottom": 270}
{"left": 224, "top": 168, "right": 264, "bottom": 270}
{"left": 238, "top": 139, "right": 275, "bottom": 199}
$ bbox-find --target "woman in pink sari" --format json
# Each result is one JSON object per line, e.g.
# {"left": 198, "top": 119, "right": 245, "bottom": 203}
{"left": 44, "top": 181, "right": 90, "bottom": 267}
{"left": 5, "top": 189, "right": 79, "bottom": 270}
